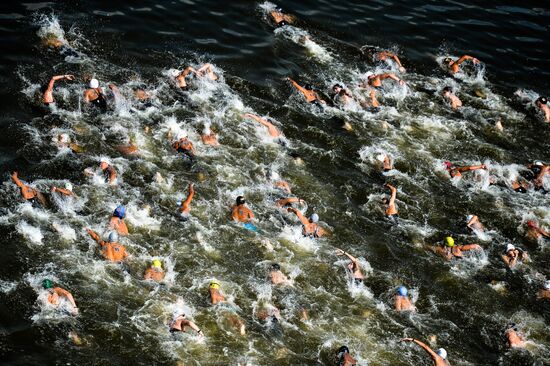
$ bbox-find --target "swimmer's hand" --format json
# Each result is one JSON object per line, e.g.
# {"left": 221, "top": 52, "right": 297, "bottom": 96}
{"left": 401, "top": 338, "right": 414, "bottom": 342}
{"left": 473, "top": 58, "right": 480, "bottom": 65}
{"left": 398, "top": 66, "right": 406, "bottom": 73}
{"left": 64, "top": 75, "right": 75, "bottom": 81}
{"left": 399, "top": 79, "right": 406, "bottom": 86}
{"left": 335, "top": 248, "right": 345, "bottom": 256}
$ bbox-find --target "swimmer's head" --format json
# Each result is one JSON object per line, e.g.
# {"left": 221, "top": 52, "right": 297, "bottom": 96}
{"left": 362, "top": 46, "right": 377, "bottom": 55}
{"left": 534, "top": 160, "right": 543, "bottom": 167}
{"left": 42, "top": 279, "right": 54, "bottom": 289}
{"left": 544, "top": 280, "right": 550, "bottom": 290}
{"left": 332, "top": 84, "right": 343, "bottom": 93}
{"left": 304, "top": 84, "right": 313, "bottom": 91}
{"left": 202, "top": 125, "right": 211, "bottom": 135}
{"left": 270, "top": 171, "right": 280, "bottom": 181}
{"left": 466, "top": 214, "right": 473, "bottom": 222}
{"left": 526, "top": 220, "right": 537, "bottom": 228}
{"left": 108, "top": 231, "right": 119, "bottom": 243}
{"left": 100, "top": 161, "right": 108, "bottom": 170}
{"left": 177, "top": 133, "right": 188, "bottom": 140}
{"left": 337, "top": 346, "right": 350, "bottom": 355}
{"left": 209, "top": 281, "right": 220, "bottom": 290}
{"left": 364, "top": 71, "right": 375, "bottom": 79}
{"left": 170, "top": 69, "right": 181, "bottom": 78}
{"left": 443, "top": 57, "right": 453, "bottom": 65}
{"left": 152, "top": 259, "right": 162, "bottom": 269}
{"left": 445, "top": 236, "right": 455, "bottom": 247}
{"left": 309, "top": 213, "right": 319, "bottom": 223}
{"left": 271, "top": 263, "right": 281, "bottom": 271}
{"left": 443, "top": 161, "right": 453, "bottom": 170}
{"left": 236, "top": 196, "right": 246, "bottom": 205}
{"left": 65, "top": 182, "right": 73, "bottom": 192}
{"left": 536, "top": 96, "right": 548, "bottom": 105}
{"left": 397, "top": 286, "right": 408, "bottom": 296}
{"left": 506, "top": 243, "right": 515, "bottom": 252}
{"left": 376, "top": 153, "right": 386, "bottom": 162}
{"left": 113, "top": 205, "right": 126, "bottom": 219}
{"left": 436, "top": 348, "right": 447, "bottom": 360}
{"left": 442, "top": 86, "right": 453, "bottom": 94}
{"left": 89, "top": 78, "right": 99, "bottom": 89}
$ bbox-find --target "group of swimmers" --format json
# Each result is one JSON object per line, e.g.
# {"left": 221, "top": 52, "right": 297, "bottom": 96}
{"left": 8, "top": 6, "right": 550, "bottom": 365}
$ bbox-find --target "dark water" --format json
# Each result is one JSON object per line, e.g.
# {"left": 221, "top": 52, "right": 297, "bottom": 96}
{"left": 1, "top": 1, "right": 550, "bottom": 365}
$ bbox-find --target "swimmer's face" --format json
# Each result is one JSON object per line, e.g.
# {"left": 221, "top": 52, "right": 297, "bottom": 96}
{"left": 333, "top": 86, "right": 342, "bottom": 93}
{"left": 100, "top": 162, "right": 108, "bottom": 169}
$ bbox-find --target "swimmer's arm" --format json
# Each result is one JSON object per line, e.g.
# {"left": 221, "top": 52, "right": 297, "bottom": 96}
{"left": 276, "top": 197, "right": 302, "bottom": 207}
{"left": 336, "top": 249, "right": 359, "bottom": 263}
{"left": 286, "top": 78, "right": 308, "bottom": 95}
{"left": 405, "top": 338, "right": 439, "bottom": 360}
{"left": 86, "top": 229, "right": 102, "bottom": 244}
{"left": 51, "top": 187, "right": 74, "bottom": 196}
{"left": 502, "top": 254, "right": 511, "bottom": 266}
{"left": 379, "top": 73, "right": 405, "bottom": 85}
{"left": 10, "top": 172, "right": 26, "bottom": 188}
{"left": 538, "top": 227, "right": 550, "bottom": 237}
{"left": 313, "top": 92, "right": 326, "bottom": 104}
{"left": 55, "top": 288, "right": 77, "bottom": 308}
{"left": 456, "top": 55, "right": 479, "bottom": 65}
{"left": 458, "top": 244, "right": 481, "bottom": 251}
{"left": 182, "top": 183, "right": 195, "bottom": 209}
{"left": 385, "top": 184, "right": 397, "bottom": 205}
{"left": 457, "top": 164, "right": 486, "bottom": 172}
{"left": 231, "top": 207, "right": 240, "bottom": 222}
{"left": 108, "top": 168, "right": 117, "bottom": 183}
{"left": 369, "top": 89, "right": 379, "bottom": 107}
{"left": 181, "top": 67, "right": 196, "bottom": 77}
{"left": 244, "top": 113, "right": 272, "bottom": 127}
{"left": 288, "top": 207, "right": 309, "bottom": 226}
{"left": 181, "top": 319, "right": 202, "bottom": 334}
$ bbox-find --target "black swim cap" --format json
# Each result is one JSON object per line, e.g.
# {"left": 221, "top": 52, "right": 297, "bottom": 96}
{"left": 442, "top": 86, "right": 452, "bottom": 93}
{"left": 337, "top": 346, "right": 349, "bottom": 354}
{"left": 443, "top": 57, "right": 452, "bottom": 64}
{"left": 333, "top": 84, "right": 343, "bottom": 90}
{"left": 236, "top": 196, "right": 245, "bottom": 205}
{"left": 271, "top": 263, "right": 281, "bottom": 270}
{"left": 537, "top": 96, "right": 548, "bottom": 104}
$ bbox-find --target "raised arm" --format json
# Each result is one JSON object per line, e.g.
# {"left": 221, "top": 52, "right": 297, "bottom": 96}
{"left": 288, "top": 207, "right": 309, "bottom": 226}
{"left": 55, "top": 288, "right": 77, "bottom": 309}
{"left": 287, "top": 78, "right": 308, "bottom": 94}
{"left": 180, "top": 66, "right": 196, "bottom": 78}
{"left": 86, "top": 228, "right": 102, "bottom": 244}
{"left": 386, "top": 184, "right": 397, "bottom": 206}
{"left": 403, "top": 338, "right": 439, "bottom": 360}
{"left": 182, "top": 183, "right": 195, "bottom": 208}
{"left": 456, "top": 55, "right": 479, "bottom": 65}
{"left": 276, "top": 197, "right": 303, "bottom": 207}
{"left": 10, "top": 172, "right": 25, "bottom": 188}
{"left": 456, "top": 164, "right": 486, "bottom": 173}
{"left": 379, "top": 73, "right": 405, "bottom": 85}
{"left": 51, "top": 186, "right": 74, "bottom": 196}
{"left": 335, "top": 248, "right": 358, "bottom": 263}
{"left": 245, "top": 113, "right": 272, "bottom": 127}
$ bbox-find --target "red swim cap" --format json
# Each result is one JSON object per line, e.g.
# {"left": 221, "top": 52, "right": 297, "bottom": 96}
{"left": 444, "top": 161, "right": 452, "bottom": 170}
{"left": 526, "top": 220, "right": 537, "bottom": 228}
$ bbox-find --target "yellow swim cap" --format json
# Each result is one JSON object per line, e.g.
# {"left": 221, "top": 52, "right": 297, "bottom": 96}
{"left": 209, "top": 282, "right": 220, "bottom": 290}
{"left": 152, "top": 259, "right": 162, "bottom": 268}
{"left": 445, "top": 236, "right": 455, "bottom": 247}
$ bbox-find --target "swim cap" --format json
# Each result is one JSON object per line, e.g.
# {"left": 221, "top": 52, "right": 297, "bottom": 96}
{"left": 113, "top": 205, "right": 126, "bottom": 219}
{"left": 65, "top": 182, "right": 73, "bottom": 191}
{"left": 397, "top": 286, "right": 408, "bottom": 296}
{"left": 537, "top": 96, "right": 548, "bottom": 104}
{"left": 42, "top": 279, "right": 54, "bottom": 289}
{"left": 333, "top": 84, "right": 343, "bottom": 90}
{"left": 152, "top": 259, "right": 162, "bottom": 268}
{"left": 466, "top": 214, "right": 473, "bottom": 222}
{"left": 270, "top": 171, "right": 280, "bottom": 181}
{"left": 436, "top": 348, "right": 447, "bottom": 360}
{"left": 544, "top": 280, "right": 550, "bottom": 290}
{"left": 506, "top": 243, "right": 515, "bottom": 252}
{"left": 364, "top": 71, "right": 374, "bottom": 79}
{"left": 443, "top": 161, "right": 453, "bottom": 170}
{"left": 526, "top": 220, "right": 537, "bottom": 228}
{"left": 177, "top": 133, "right": 188, "bottom": 140}
{"left": 376, "top": 153, "right": 386, "bottom": 162}
{"left": 108, "top": 231, "right": 119, "bottom": 243}
{"left": 442, "top": 86, "right": 453, "bottom": 93}
{"left": 445, "top": 236, "right": 455, "bottom": 247}
{"left": 443, "top": 57, "right": 452, "bottom": 64}
{"left": 170, "top": 69, "right": 181, "bottom": 78}
{"left": 534, "top": 161, "right": 543, "bottom": 166}
{"left": 203, "top": 126, "right": 211, "bottom": 135}
{"left": 89, "top": 78, "right": 99, "bottom": 89}
{"left": 310, "top": 213, "right": 319, "bottom": 223}
{"left": 337, "top": 346, "right": 349, "bottom": 355}
{"left": 209, "top": 281, "right": 220, "bottom": 290}
{"left": 236, "top": 196, "right": 246, "bottom": 205}
{"left": 271, "top": 263, "right": 281, "bottom": 271}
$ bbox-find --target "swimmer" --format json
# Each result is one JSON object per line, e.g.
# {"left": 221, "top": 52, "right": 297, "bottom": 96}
{"left": 443, "top": 162, "right": 487, "bottom": 179}
{"left": 169, "top": 313, "right": 204, "bottom": 337}
{"left": 504, "top": 324, "right": 525, "bottom": 349}
{"left": 109, "top": 205, "right": 129, "bottom": 235}
{"left": 378, "top": 153, "right": 393, "bottom": 171}
{"left": 395, "top": 286, "right": 416, "bottom": 311}
{"left": 442, "top": 86, "right": 462, "bottom": 110}
{"left": 525, "top": 220, "right": 550, "bottom": 240}
{"left": 10, "top": 171, "right": 47, "bottom": 206}
{"left": 382, "top": 183, "right": 398, "bottom": 218}
{"left": 172, "top": 67, "right": 195, "bottom": 90}
{"left": 144, "top": 259, "right": 165, "bottom": 282}
{"left": 442, "top": 54, "right": 480, "bottom": 74}
{"left": 332, "top": 84, "right": 354, "bottom": 106}
{"left": 178, "top": 183, "right": 195, "bottom": 218}
{"left": 172, "top": 134, "right": 195, "bottom": 160}
{"left": 208, "top": 282, "right": 246, "bottom": 335}
{"left": 510, "top": 176, "right": 531, "bottom": 193}
{"left": 360, "top": 72, "right": 406, "bottom": 88}
{"left": 255, "top": 303, "right": 281, "bottom": 323}
{"left": 51, "top": 182, "right": 75, "bottom": 197}
{"left": 336, "top": 346, "right": 357, "bottom": 366}
{"left": 530, "top": 161, "right": 549, "bottom": 189}
{"left": 133, "top": 87, "right": 150, "bottom": 101}
{"left": 195, "top": 63, "right": 218, "bottom": 81}
{"left": 269, "top": 263, "right": 292, "bottom": 286}
{"left": 99, "top": 161, "right": 117, "bottom": 185}
{"left": 201, "top": 126, "right": 219, "bottom": 146}
{"left": 269, "top": 6, "right": 294, "bottom": 27}
{"left": 83, "top": 79, "right": 107, "bottom": 111}
{"left": 335, "top": 248, "right": 364, "bottom": 285}
{"left": 535, "top": 96, "right": 550, "bottom": 122}
{"left": 41, "top": 279, "right": 78, "bottom": 314}
{"left": 231, "top": 196, "right": 254, "bottom": 223}
{"left": 86, "top": 230, "right": 128, "bottom": 262}
{"left": 41, "top": 74, "right": 75, "bottom": 105}
{"left": 287, "top": 208, "right": 327, "bottom": 238}
{"left": 286, "top": 77, "right": 326, "bottom": 107}
{"left": 502, "top": 244, "right": 528, "bottom": 269}
{"left": 401, "top": 338, "right": 449, "bottom": 366}
{"left": 537, "top": 280, "right": 550, "bottom": 300}
{"left": 244, "top": 113, "right": 282, "bottom": 138}
{"left": 362, "top": 46, "right": 406, "bottom": 72}
{"left": 466, "top": 214, "right": 485, "bottom": 232}
{"left": 40, "top": 32, "right": 78, "bottom": 57}
{"left": 116, "top": 140, "right": 139, "bottom": 155}
{"left": 432, "top": 236, "right": 482, "bottom": 260}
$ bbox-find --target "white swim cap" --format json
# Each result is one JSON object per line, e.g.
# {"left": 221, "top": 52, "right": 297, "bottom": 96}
{"left": 202, "top": 126, "right": 211, "bottom": 135}
{"left": 170, "top": 69, "right": 181, "bottom": 78}
{"left": 534, "top": 161, "right": 543, "bottom": 166}
{"left": 59, "top": 133, "right": 69, "bottom": 143}
{"left": 506, "top": 243, "right": 515, "bottom": 252}
{"left": 65, "top": 182, "right": 73, "bottom": 191}
{"left": 89, "top": 78, "right": 99, "bottom": 88}
{"left": 271, "top": 171, "right": 280, "bottom": 181}
{"left": 544, "top": 280, "right": 550, "bottom": 290}
{"left": 364, "top": 71, "right": 374, "bottom": 79}
{"left": 376, "top": 153, "right": 386, "bottom": 162}
{"left": 466, "top": 214, "right": 473, "bottom": 222}
{"left": 436, "top": 348, "right": 447, "bottom": 360}
{"left": 177, "top": 133, "right": 188, "bottom": 140}
{"left": 310, "top": 213, "right": 319, "bottom": 223}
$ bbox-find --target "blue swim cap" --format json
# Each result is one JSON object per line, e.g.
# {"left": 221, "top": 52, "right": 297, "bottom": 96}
{"left": 114, "top": 205, "right": 126, "bottom": 218}
{"left": 397, "top": 286, "right": 408, "bottom": 296}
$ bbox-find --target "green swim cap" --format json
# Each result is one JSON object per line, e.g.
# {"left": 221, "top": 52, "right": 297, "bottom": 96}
{"left": 42, "top": 279, "right": 53, "bottom": 289}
